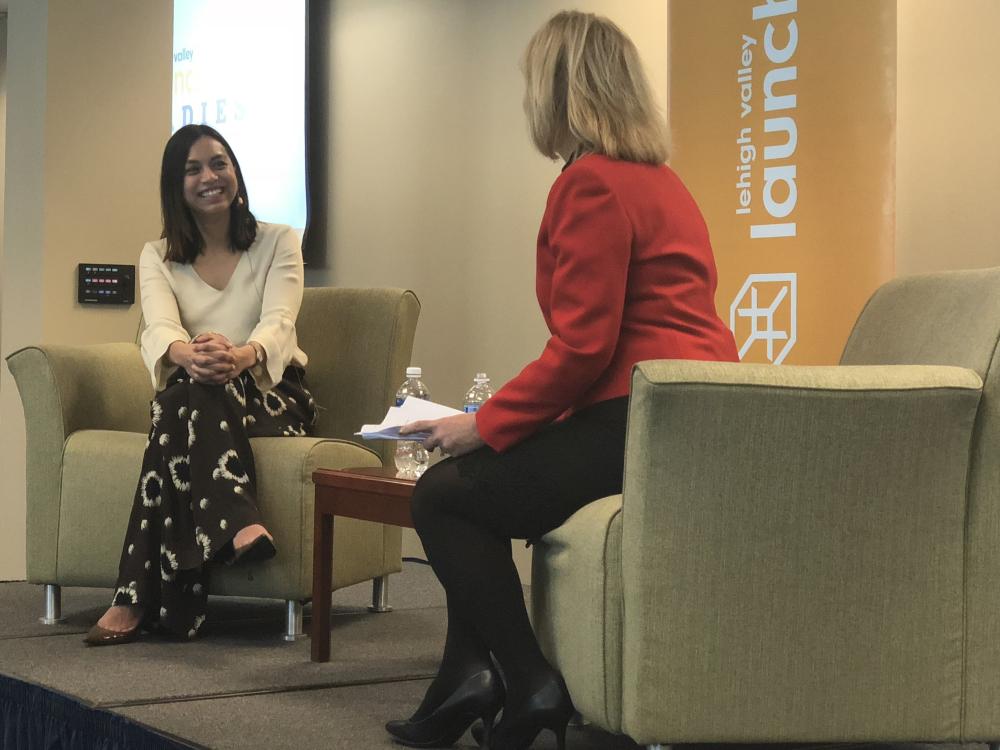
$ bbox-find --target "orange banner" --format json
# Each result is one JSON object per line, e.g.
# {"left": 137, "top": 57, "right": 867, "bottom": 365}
{"left": 669, "top": 0, "right": 895, "bottom": 364}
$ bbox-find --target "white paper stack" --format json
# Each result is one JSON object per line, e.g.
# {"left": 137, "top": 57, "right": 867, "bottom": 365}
{"left": 355, "top": 397, "right": 463, "bottom": 440}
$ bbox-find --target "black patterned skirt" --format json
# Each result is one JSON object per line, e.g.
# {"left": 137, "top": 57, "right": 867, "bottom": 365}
{"left": 111, "top": 366, "right": 316, "bottom": 638}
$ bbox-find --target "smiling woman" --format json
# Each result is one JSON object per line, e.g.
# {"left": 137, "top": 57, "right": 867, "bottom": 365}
{"left": 183, "top": 139, "right": 238, "bottom": 217}
{"left": 83, "top": 124, "right": 316, "bottom": 647}
{"left": 159, "top": 125, "right": 256, "bottom": 265}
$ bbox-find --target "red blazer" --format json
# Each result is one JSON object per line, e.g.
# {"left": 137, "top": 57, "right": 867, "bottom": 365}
{"left": 476, "top": 153, "right": 739, "bottom": 452}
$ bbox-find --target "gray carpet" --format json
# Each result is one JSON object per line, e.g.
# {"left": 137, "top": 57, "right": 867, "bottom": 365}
{"left": 0, "top": 607, "right": 444, "bottom": 706}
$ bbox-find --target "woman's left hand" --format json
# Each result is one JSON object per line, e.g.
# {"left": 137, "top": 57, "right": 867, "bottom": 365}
{"left": 400, "top": 413, "right": 485, "bottom": 457}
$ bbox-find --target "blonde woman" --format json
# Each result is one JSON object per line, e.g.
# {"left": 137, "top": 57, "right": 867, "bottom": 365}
{"left": 389, "top": 11, "right": 738, "bottom": 750}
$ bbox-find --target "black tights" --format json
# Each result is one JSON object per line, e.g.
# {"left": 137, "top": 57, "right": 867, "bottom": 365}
{"left": 409, "top": 397, "right": 628, "bottom": 713}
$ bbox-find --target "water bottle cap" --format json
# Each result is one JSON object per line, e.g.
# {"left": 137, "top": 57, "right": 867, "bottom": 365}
{"left": 406, "top": 366, "right": 422, "bottom": 378}
{"left": 474, "top": 372, "right": 489, "bottom": 382}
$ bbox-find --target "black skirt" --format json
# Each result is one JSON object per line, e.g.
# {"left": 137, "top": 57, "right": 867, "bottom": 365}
{"left": 111, "top": 366, "right": 316, "bottom": 638}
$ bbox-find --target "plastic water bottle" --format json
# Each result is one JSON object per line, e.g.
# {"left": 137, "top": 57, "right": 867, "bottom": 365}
{"left": 394, "top": 367, "right": 430, "bottom": 477}
{"left": 463, "top": 372, "right": 494, "bottom": 414}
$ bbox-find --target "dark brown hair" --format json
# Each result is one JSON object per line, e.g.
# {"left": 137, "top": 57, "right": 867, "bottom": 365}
{"left": 160, "top": 124, "right": 257, "bottom": 263}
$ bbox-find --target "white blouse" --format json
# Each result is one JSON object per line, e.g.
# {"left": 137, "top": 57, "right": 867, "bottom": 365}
{"left": 139, "top": 222, "right": 308, "bottom": 392}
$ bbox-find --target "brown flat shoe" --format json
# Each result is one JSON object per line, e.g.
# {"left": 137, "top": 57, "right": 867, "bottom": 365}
{"left": 83, "top": 622, "right": 141, "bottom": 647}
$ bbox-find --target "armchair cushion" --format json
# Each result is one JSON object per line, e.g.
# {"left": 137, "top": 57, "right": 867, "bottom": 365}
{"left": 532, "top": 494, "right": 624, "bottom": 732}
{"left": 58, "top": 430, "right": 388, "bottom": 599}
{"left": 617, "top": 360, "right": 981, "bottom": 743}
{"left": 7, "top": 344, "right": 151, "bottom": 582}
{"left": 214, "top": 435, "right": 387, "bottom": 599}
{"left": 841, "top": 268, "right": 1000, "bottom": 738}
{"left": 532, "top": 358, "right": 984, "bottom": 745}
{"left": 297, "top": 287, "right": 421, "bottom": 468}
{"left": 57, "top": 430, "right": 145, "bottom": 587}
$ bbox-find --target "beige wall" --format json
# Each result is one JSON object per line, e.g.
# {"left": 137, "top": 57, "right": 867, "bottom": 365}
{"left": 0, "top": 0, "right": 169, "bottom": 580}
{"left": 896, "top": 0, "right": 1000, "bottom": 274}
{"left": 314, "top": 0, "right": 669, "bottom": 574}
{"left": 40, "top": 1, "right": 167, "bottom": 344}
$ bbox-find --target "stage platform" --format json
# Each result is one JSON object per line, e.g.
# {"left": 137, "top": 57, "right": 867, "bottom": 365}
{"left": 0, "top": 561, "right": 644, "bottom": 749}
{"left": 0, "top": 561, "right": 989, "bottom": 750}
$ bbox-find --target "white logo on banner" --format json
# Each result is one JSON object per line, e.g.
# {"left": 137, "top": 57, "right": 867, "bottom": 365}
{"left": 730, "top": 273, "right": 797, "bottom": 364}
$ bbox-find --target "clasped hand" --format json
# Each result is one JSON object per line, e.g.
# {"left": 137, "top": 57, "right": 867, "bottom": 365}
{"left": 399, "top": 413, "right": 485, "bottom": 458}
{"left": 182, "top": 332, "right": 240, "bottom": 385}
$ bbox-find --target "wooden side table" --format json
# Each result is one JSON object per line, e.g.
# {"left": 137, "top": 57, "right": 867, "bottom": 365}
{"left": 311, "top": 466, "right": 417, "bottom": 662}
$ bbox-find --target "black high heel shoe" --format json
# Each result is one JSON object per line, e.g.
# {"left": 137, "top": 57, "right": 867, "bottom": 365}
{"left": 218, "top": 533, "right": 277, "bottom": 566}
{"left": 230, "top": 533, "right": 276, "bottom": 565}
{"left": 482, "top": 673, "right": 574, "bottom": 750}
{"left": 385, "top": 667, "right": 505, "bottom": 748}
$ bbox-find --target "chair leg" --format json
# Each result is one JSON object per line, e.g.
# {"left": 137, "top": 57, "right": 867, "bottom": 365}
{"left": 283, "top": 599, "right": 305, "bottom": 642}
{"left": 39, "top": 584, "right": 66, "bottom": 625}
{"left": 368, "top": 574, "right": 393, "bottom": 613}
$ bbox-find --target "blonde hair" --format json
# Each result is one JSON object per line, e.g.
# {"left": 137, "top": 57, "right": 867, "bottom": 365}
{"left": 522, "top": 11, "right": 669, "bottom": 165}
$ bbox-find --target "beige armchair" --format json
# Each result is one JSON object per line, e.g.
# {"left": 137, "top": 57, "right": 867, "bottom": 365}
{"left": 6, "top": 287, "right": 419, "bottom": 640}
{"left": 531, "top": 268, "right": 1000, "bottom": 748}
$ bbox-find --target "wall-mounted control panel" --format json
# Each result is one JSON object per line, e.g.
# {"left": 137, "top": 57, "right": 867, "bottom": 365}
{"left": 78, "top": 263, "right": 135, "bottom": 305}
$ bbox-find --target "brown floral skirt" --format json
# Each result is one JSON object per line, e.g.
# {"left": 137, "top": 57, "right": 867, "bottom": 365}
{"left": 111, "top": 366, "right": 316, "bottom": 638}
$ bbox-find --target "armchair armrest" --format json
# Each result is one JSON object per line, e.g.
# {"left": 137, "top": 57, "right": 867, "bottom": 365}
{"left": 6, "top": 343, "right": 152, "bottom": 582}
{"left": 7, "top": 344, "right": 152, "bottom": 435}
{"left": 619, "top": 360, "right": 982, "bottom": 743}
